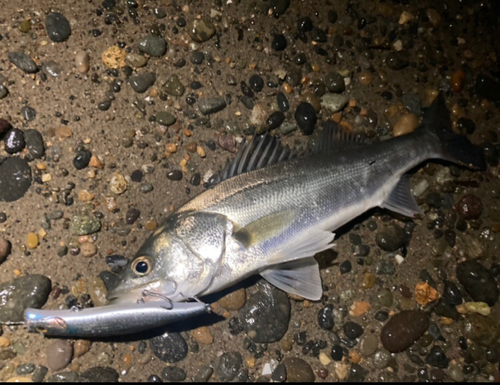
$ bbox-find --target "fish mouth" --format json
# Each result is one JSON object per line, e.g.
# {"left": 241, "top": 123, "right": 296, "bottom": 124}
{"left": 106, "top": 281, "right": 172, "bottom": 305}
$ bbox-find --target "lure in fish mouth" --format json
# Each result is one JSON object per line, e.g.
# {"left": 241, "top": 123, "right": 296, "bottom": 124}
{"left": 108, "top": 93, "right": 486, "bottom": 306}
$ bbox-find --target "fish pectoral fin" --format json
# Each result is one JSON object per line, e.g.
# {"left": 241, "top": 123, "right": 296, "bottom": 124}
{"left": 232, "top": 210, "right": 297, "bottom": 249}
{"left": 381, "top": 174, "right": 423, "bottom": 218}
{"left": 261, "top": 258, "right": 323, "bottom": 300}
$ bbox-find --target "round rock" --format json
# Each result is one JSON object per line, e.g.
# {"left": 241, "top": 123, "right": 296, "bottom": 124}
{"left": 0, "top": 237, "right": 11, "bottom": 264}
{"left": 150, "top": 331, "right": 188, "bottom": 363}
{"left": 282, "top": 357, "right": 314, "bottom": 382}
{"left": 138, "top": 34, "right": 167, "bottom": 57}
{"left": 80, "top": 367, "right": 119, "bottom": 382}
{"left": 381, "top": 310, "right": 429, "bottom": 353}
{"left": 46, "top": 340, "right": 73, "bottom": 371}
{"left": 45, "top": 12, "right": 71, "bottom": 42}
{"left": 8, "top": 52, "right": 38, "bottom": 73}
{"left": 162, "top": 366, "right": 186, "bottom": 381}
{"left": 375, "top": 224, "right": 407, "bottom": 251}
{"left": 215, "top": 352, "right": 242, "bottom": 381}
{"left": 318, "top": 304, "right": 334, "bottom": 330}
{"left": 129, "top": 73, "right": 156, "bottom": 93}
{"left": 4, "top": 128, "right": 25, "bottom": 154}
{"left": 294, "top": 102, "right": 317, "bottom": 135}
{"left": 0, "top": 158, "right": 32, "bottom": 202}
{"left": 21, "top": 106, "right": 36, "bottom": 121}
{"left": 187, "top": 18, "right": 216, "bottom": 42}
{"left": 455, "top": 194, "right": 483, "bottom": 220}
{"left": 239, "top": 280, "right": 290, "bottom": 343}
{"left": 24, "top": 129, "right": 45, "bottom": 159}
{"left": 456, "top": 260, "right": 498, "bottom": 306}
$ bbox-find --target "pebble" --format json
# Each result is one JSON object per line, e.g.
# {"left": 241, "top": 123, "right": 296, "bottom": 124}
{"left": 282, "top": 358, "right": 314, "bottom": 382}
{"left": 46, "top": 341, "right": 73, "bottom": 371}
{"left": 359, "top": 334, "right": 378, "bottom": 356}
{"left": 73, "top": 340, "right": 91, "bottom": 358}
{"left": 272, "top": 363, "right": 286, "bottom": 382}
{"left": 8, "top": 52, "right": 38, "bottom": 73}
{"left": 198, "top": 97, "right": 226, "bottom": 115}
{"left": 139, "top": 34, "right": 167, "bottom": 57}
{"left": 156, "top": 111, "right": 176, "bottom": 126}
{"left": 79, "top": 367, "right": 119, "bottom": 382}
{"left": 110, "top": 173, "right": 127, "bottom": 194}
{"left": 21, "top": 106, "right": 36, "bottom": 121}
{"left": 393, "top": 113, "right": 419, "bottom": 137}
{"left": 129, "top": 73, "right": 156, "bottom": 93}
{"left": 73, "top": 150, "right": 92, "bottom": 170}
{"left": 162, "top": 366, "right": 186, "bottom": 382}
{"left": 150, "top": 332, "right": 188, "bottom": 363}
{"left": 456, "top": 260, "right": 498, "bottom": 306}
{"left": 0, "top": 85, "right": 8, "bottom": 99}
{"left": 318, "top": 304, "right": 334, "bottom": 330}
{"left": 277, "top": 92, "right": 289, "bottom": 112}
{"left": 463, "top": 313, "right": 499, "bottom": 346}
{"left": 386, "top": 52, "right": 409, "bottom": 70}
{"left": 218, "top": 288, "right": 246, "bottom": 310}
{"left": 80, "top": 242, "right": 97, "bottom": 257}
{"left": 70, "top": 214, "right": 101, "bottom": 235}
{"left": 4, "top": 128, "right": 25, "bottom": 154}
{"left": 272, "top": 34, "right": 287, "bottom": 51}
{"left": 192, "top": 326, "right": 213, "bottom": 345}
{"left": 26, "top": 233, "right": 38, "bottom": 249}
{"left": 372, "top": 349, "right": 391, "bottom": 369}
{"left": 426, "top": 346, "right": 449, "bottom": 368}
{"left": 381, "top": 310, "right": 429, "bottom": 353}
{"left": 0, "top": 237, "right": 11, "bottom": 264}
{"left": 325, "top": 72, "right": 345, "bottom": 93}
{"left": 75, "top": 50, "right": 90, "bottom": 73}
{"left": 125, "top": 208, "right": 140, "bottom": 224}
{"left": 270, "top": 0, "right": 290, "bottom": 17}
{"left": 163, "top": 75, "right": 185, "bottom": 96}
{"left": 215, "top": 352, "right": 242, "bottom": 381}
{"left": 187, "top": 18, "right": 216, "bottom": 42}
{"left": 249, "top": 75, "right": 264, "bottom": 92}
{"left": 295, "top": 102, "right": 317, "bottom": 135}
{"left": 344, "top": 321, "right": 363, "bottom": 339}
{"left": 167, "top": 170, "right": 183, "bottom": 181}
{"left": 266, "top": 111, "right": 285, "bottom": 130}
{"left": 414, "top": 282, "right": 439, "bottom": 306}
{"left": 16, "top": 363, "right": 35, "bottom": 376}
{"left": 126, "top": 53, "right": 148, "bottom": 68}
{"left": 102, "top": 46, "right": 126, "bottom": 69}
{"left": 47, "top": 371, "right": 79, "bottom": 382}
{"left": 24, "top": 130, "right": 45, "bottom": 159}
{"left": 455, "top": 194, "right": 483, "bottom": 220}
{"left": 321, "top": 93, "right": 349, "bottom": 114}
{"left": 190, "top": 51, "right": 204, "bottom": 65}
{"left": 450, "top": 69, "right": 466, "bottom": 92}
{"left": 239, "top": 280, "right": 290, "bottom": 343}
{"left": 45, "top": 12, "right": 71, "bottom": 42}
{"left": 375, "top": 224, "right": 407, "bottom": 251}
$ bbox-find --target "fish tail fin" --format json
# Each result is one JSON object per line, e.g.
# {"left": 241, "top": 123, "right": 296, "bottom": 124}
{"left": 420, "top": 92, "right": 486, "bottom": 170}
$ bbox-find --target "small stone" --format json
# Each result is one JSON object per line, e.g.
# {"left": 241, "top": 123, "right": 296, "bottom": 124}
{"left": 75, "top": 50, "right": 90, "bottom": 73}
{"left": 79, "top": 367, "right": 118, "bottom": 382}
{"left": 70, "top": 214, "right": 101, "bottom": 235}
{"left": 266, "top": 111, "right": 286, "bottom": 130}
{"left": 80, "top": 242, "right": 97, "bottom": 257}
{"left": 73, "top": 340, "right": 91, "bottom": 358}
{"left": 277, "top": 92, "right": 290, "bottom": 112}
{"left": 73, "top": 150, "right": 92, "bottom": 170}
{"left": 415, "top": 282, "right": 439, "bottom": 306}
{"left": 45, "top": 12, "right": 71, "bottom": 42}
{"left": 46, "top": 340, "right": 73, "bottom": 371}
{"left": 0, "top": 85, "right": 8, "bottom": 99}
{"left": 464, "top": 301, "right": 490, "bottom": 316}
{"left": 319, "top": 352, "right": 331, "bottom": 366}
{"left": 4, "top": 128, "right": 25, "bottom": 154}
{"left": 375, "top": 224, "right": 407, "bottom": 251}
{"left": 358, "top": 71, "right": 374, "bottom": 86}
{"left": 399, "top": 11, "right": 414, "bottom": 24}
{"left": 193, "top": 366, "right": 213, "bottom": 382}
{"left": 129, "top": 73, "right": 156, "bottom": 93}
{"left": 381, "top": 310, "right": 429, "bottom": 353}
{"left": 344, "top": 321, "right": 363, "bottom": 339}
{"left": 359, "top": 334, "right": 378, "bottom": 356}
{"left": 21, "top": 106, "right": 36, "bottom": 121}
{"left": 125, "top": 208, "right": 140, "bottom": 224}
{"left": 192, "top": 326, "right": 213, "bottom": 345}
{"left": 386, "top": 52, "right": 409, "bottom": 70}
{"left": 138, "top": 34, "right": 167, "bottom": 57}
{"left": 295, "top": 102, "right": 317, "bottom": 135}
{"left": 47, "top": 371, "right": 78, "bottom": 382}
{"left": 110, "top": 173, "right": 127, "bottom": 194}
{"left": 8, "top": 52, "right": 38, "bottom": 73}
{"left": 282, "top": 357, "right": 314, "bottom": 382}
{"left": 78, "top": 190, "right": 95, "bottom": 202}
{"left": 272, "top": 363, "right": 286, "bottom": 382}
{"left": 456, "top": 260, "right": 498, "bottom": 306}
{"left": 125, "top": 53, "right": 148, "bottom": 68}
{"left": 0, "top": 238, "right": 11, "bottom": 264}
{"left": 350, "top": 301, "right": 370, "bottom": 317}
{"left": 455, "top": 194, "right": 483, "bottom": 220}
{"left": 451, "top": 69, "right": 466, "bottom": 93}
{"left": 216, "top": 352, "right": 242, "bottom": 381}
{"left": 325, "top": 72, "right": 345, "bottom": 93}
{"left": 218, "top": 288, "right": 246, "bottom": 310}
{"left": 249, "top": 75, "right": 264, "bottom": 92}
{"left": 272, "top": 34, "right": 287, "bottom": 51}
{"left": 26, "top": 233, "right": 38, "bottom": 249}
{"left": 463, "top": 313, "right": 499, "bottom": 346}
{"left": 102, "top": 46, "right": 126, "bottom": 69}
{"left": 162, "top": 366, "right": 186, "bottom": 382}
{"left": 393, "top": 113, "right": 419, "bottom": 137}
{"left": 321, "top": 94, "right": 349, "bottom": 113}
{"left": 187, "top": 18, "right": 216, "bottom": 43}
{"left": 426, "top": 346, "right": 449, "bottom": 368}
{"left": 199, "top": 97, "right": 226, "bottom": 115}
{"left": 150, "top": 332, "right": 188, "bottom": 363}
{"left": 24, "top": 130, "right": 45, "bottom": 159}
{"left": 190, "top": 51, "right": 204, "bottom": 65}
{"left": 318, "top": 304, "right": 334, "bottom": 330}
{"left": 89, "top": 156, "right": 103, "bottom": 169}
{"left": 156, "top": 111, "right": 176, "bottom": 126}
{"left": 163, "top": 75, "right": 185, "bottom": 96}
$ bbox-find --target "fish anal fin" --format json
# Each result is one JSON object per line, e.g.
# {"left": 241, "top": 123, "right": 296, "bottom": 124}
{"left": 233, "top": 210, "right": 297, "bottom": 249}
{"left": 261, "top": 258, "right": 323, "bottom": 301}
{"left": 381, "top": 174, "right": 423, "bottom": 218}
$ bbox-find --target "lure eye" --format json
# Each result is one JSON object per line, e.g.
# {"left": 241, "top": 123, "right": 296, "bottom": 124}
{"left": 132, "top": 256, "right": 152, "bottom": 276}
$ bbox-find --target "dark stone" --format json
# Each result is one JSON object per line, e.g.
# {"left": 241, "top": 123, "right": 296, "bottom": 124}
{"left": 21, "top": 106, "right": 36, "bottom": 121}
{"left": 215, "top": 352, "right": 242, "bottom": 381}
{"left": 73, "top": 150, "right": 92, "bottom": 170}
{"left": 240, "top": 81, "right": 254, "bottom": 98}
{"left": 45, "top": 12, "right": 72, "bottom": 42}
{"left": 167, "top": 170, "right": 183, "bottom": 181}
{"left": 249, "top": 75, "right": 264, "bottom": 92}
{"left": 456, "top": 260, "right": 498, "bottom": 306}
{"left": 271, "top": 363, "right": 286, "bottom": 382}
{"left": 24, "top": 129, "right": 45, "bottom": 159}
{"left": 0, "top": 158, "right": 32, "bottom": 202}
{"left": 455, "top": 194, "right": 483, "bottom": 220}
{"left": 125, "top": 208, "right": 140, "bottom": 224}
{"left": 282, "top": 357, "right": 314, "bottom": 382}
{"left": 325, "top": 72, "right": 345, "bottom": 93}
{"left": 80, "top": 367, "right": 119, "bottom": 382}
{"left": 8, "top": 52, "right": 38, "bottom": 73}
{"left": 294, "top": 102, "right": 317, "bottom": 135}
{"left": 272, "top": 34, "right": 287, "bottom": 51}
{"left": 129, "top": 73, "right": 156, "bottom": 93}
{"left": 190, "top": 51, "right": 204, "bottom": 65}
{"left": 381, "top": 311, "right": 429, "bottom": 353}
{"left": 138, "top": 34, "right": 167, "bottom": 57}
{"left": 318, "top": 304, "right": 334, "bottom": 330}
{"left": 375, "top": 224, "right": 407, "bottom": 251}
{"left": 4, "top": 128, "right": 25, "bottom": 154}
{"left": 266, "top": 111, "right": 285, "bottom": 130}
{"left": 386, "top": 52, "right": 409, "bottom": 70}
{"left": 344, "top": 321, "right": 363, "bottom": 339}
{"left": 162, "top": 366, "right": 186, "bottom": 381}
{"left": 198, "top": 97, "right": 226, "bottom": 115}
{"left": 441, "top": 280, "right": 462, "bottom": 306}
{"left": 425, "top": 346, "right": 449, "bottom": 369}
{"left": 277, "top": 92, "right": 289, "bottom": 112}
{"left": 149, "top": 331, "right": 188, "bottom": 363}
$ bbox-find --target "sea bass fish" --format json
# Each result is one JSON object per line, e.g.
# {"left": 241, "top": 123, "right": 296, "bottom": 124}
{"left": 107, "top": 93, "right": 485, "bottom": 305}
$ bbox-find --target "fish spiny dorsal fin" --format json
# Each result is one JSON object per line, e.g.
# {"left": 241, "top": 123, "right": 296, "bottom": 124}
{"left": 210, "top": 133, "right": 296, "bottom": 185}
{"left": 312, "top": 120, "right": 370, "bottom": 153}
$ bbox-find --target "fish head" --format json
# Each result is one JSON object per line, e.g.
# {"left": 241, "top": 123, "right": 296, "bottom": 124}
{"left": 107, "top": 212, "right": 229, "bottom": 304}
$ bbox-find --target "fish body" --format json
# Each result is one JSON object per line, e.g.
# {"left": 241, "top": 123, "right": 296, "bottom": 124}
{"left": 107, "top": 94, "right": 485, "bottom": 304}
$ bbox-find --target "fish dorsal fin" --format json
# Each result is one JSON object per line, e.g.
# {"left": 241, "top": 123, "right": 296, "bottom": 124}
{"left": 381, "top": 174, "right": 423, "bottom": 218}
{"left": 260, "top": 257, "right": 323, "bottom": 301}
{"left": 312, "top": 120, "right": 370, "bottom": 153}
{"left": 233, "top": 210, "right": 297, "bottom": 249}
{"left": 211, "top": 133, "right": 296, "bottom": 185}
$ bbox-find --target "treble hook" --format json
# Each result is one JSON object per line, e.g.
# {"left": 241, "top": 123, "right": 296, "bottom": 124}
{"left": 141, "top": 290, "right": 174, "bottom": 309}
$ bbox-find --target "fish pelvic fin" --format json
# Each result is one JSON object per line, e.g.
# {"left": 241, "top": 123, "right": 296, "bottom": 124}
{"left": 381, "top": 173, "right": 423, "bottom": 218}
{"left": 420, "top": 92, "right": 486, "bottom": 170}
{"left": 260, "top": 257, "right": 323, "bottom": 301}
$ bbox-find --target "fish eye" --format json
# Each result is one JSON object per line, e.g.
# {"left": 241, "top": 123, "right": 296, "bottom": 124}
{"left": 131, "top": 256, "right": 152, "bottom": 276}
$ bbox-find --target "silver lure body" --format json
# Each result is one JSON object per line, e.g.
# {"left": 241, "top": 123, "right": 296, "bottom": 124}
{"left": 24, "top": 300, "right": 209, "bottom": 337}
